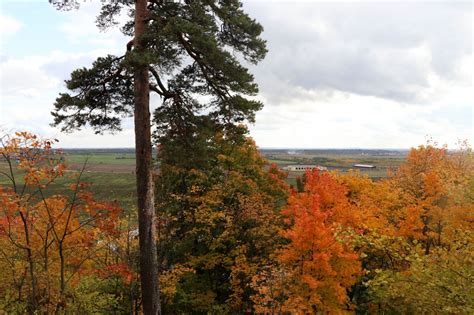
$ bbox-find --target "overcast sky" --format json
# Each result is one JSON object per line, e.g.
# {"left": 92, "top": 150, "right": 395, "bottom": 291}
{"left": 0, "top": 0, "right": 472, "bottom": 148}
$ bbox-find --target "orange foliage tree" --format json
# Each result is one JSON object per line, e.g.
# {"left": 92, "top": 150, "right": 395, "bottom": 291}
{"left": 363, "top": 141, "right": 474, "bottom": 312}
{"left": 337, "top": 141, "right": 474, "bottom": 312}
{"left": 253, "top": 170, "right": 362, "bottom": 313}
{"left": 0, "top": 132, "right": 122, "bottom": 313}
{"left": 388, "top": 141, "right": 473, "bottom": 253}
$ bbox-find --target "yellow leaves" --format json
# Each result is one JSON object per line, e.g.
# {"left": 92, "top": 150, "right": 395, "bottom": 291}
{"left": 187, "top": 253, "right": 228, "bottom": 271}
{"left": 1, "top": 132, "right": 65, "bottom": 189}
{"left": 160, "top": 264, "right": 195, "bottom": 303}
{"left": 156, "top": 135, "right": 290, "bottom": 312}
{"left": 251, "top": 264, "right": 289, "bottom": 314}
{"left": 353, "top": 142, "right": 473, "bottom": 311}
{"left": 385, "top": 141, "right": 474, "bottom": 253}
{"left": 228, "top": 246, "right": 257, "bottom": 307}
{"left": 0, "top": 132, "right": 126, "bottom": 312}
{"left": 217, "top": 153, "right": 231, "bottom": 164}
{"left": 189, "top": 184, "right": 202, "bottom": 194}
{"left": 368, "top": 230, "right": 474, "bottom": 313}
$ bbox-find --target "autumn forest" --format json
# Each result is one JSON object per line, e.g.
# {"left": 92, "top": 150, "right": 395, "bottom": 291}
{"left": 0, "top": 0, "right": 472, "bottom": 314}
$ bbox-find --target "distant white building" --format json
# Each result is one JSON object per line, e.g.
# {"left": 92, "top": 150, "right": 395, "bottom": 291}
{"left": 353, "top": 164, "right": 376, "bottom": 169}
{"left": 287, "top": 150, "right": 302, "bottom": 155}
{"left": 285, "top": 165, "right": 327, "bottom": 172}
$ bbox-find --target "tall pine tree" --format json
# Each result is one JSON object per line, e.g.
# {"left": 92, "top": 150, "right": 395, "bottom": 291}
{"left": 49, "top": 0, "right": 267, "bottom": 313}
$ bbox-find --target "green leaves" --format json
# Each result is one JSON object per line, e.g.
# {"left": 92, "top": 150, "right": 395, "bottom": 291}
{"left": 212, "top": 0, "right": 267, "bottom": 63}
{"left": 52, "top": 1, "right": 267, "bottom": 138}
{"left": 52, "top": 55, "right": 133, "bottom": 133}
{"left": 155, "top": 135, "right": 289, "bottom": 313}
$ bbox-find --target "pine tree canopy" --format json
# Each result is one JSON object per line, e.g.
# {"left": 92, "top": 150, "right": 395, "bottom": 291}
{"left": 51, "top": 0, "right": 267, "bottom": 135}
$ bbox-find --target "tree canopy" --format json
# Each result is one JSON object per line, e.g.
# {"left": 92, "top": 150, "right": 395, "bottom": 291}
{"left": 52, "top": 0, "right": 267, "bottom": 136}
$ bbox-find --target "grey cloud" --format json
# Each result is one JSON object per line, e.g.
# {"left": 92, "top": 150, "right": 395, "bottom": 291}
{"left": 243, "top": 1, "right": 472, "bottom": 105}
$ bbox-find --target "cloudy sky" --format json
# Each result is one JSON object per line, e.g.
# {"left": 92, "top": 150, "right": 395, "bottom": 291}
{"left": 0, "top": 0, "right": 472, "bottom": 148}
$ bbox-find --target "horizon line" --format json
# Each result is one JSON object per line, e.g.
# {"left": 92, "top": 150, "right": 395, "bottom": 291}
{"left": 58, "top": 147, "right": 411, "bottom": 150}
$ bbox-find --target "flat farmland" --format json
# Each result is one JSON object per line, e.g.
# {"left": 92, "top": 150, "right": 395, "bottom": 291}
{"left": 261, "top": 149, "right": 408, "bottom": 186}
{"left": 1, "top": 148, "right": 408, "bottom": 209}
{"left": 0, "top": 155, "right": 137, "bottom": 210}
{"left": 65, "top": 152, "right": 136, "bottom": 173}
{"left": 62, "top": 152, "right": 138, "bottom": 208}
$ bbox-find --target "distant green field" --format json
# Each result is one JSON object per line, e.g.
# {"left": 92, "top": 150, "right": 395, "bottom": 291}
{"left": 78, "top": 172, "right": 136, "bottom": 209}
{"left": 0, "top": 165, "right": 137, "bottom": 211}
{"left": 267, "top": 154, "right": 405, "bottom": 169}
{"left": 267, "top": 159, "right": 297, "bottom": 165}
{"left": 65, "top": 153, "right": 136, "bottom": 165}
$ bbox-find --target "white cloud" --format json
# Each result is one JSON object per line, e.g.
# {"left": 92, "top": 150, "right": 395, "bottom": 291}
{"left": 250, "top": 91, "right": 472, "bottom": 149}
{"left": 0, "top": 50, "right": 115, "bottom": 98}
{"left": 0, "top": 13, "right": 23, "bottom": 106}
{"left": 59, "top": 1, "right": 129, "bottom": 51}
{"left": 0, "top": 103, "right": 135, "bottom": 148}
{"left": 0, "top": 50, "right": 126, "bottom": 139}
{"left": 0, "top": 13, "right": 22, "bottom": 43}
{"left": 1, "top": 56, "right": 59, "bottom": 97}
{"left": 0, "top": 3, "right": 131, "bottom": 146}
{"left": 54, "top": 126, "right": 135, "bottom": 148}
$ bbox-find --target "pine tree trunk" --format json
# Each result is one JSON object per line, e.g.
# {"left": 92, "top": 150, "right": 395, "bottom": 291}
{"left": 134, "top": 0, "right": 161, "bottom": 313}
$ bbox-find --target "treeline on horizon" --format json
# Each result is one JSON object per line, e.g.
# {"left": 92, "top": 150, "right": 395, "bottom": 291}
{"left": 55, "top": 148, "right": 409, "bottom": 157}
{"left": 0, "top": 132, "right": 472, "bottom": 314}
